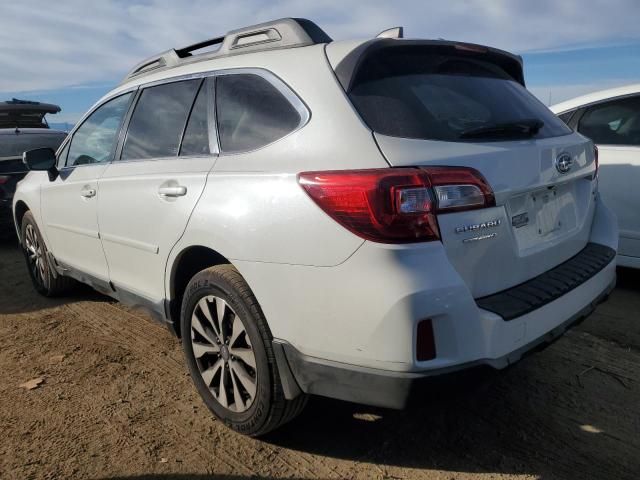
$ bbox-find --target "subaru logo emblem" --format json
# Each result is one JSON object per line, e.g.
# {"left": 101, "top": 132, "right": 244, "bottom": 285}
{"left": 555, "top": 153, "right": 573, "bottom": 174}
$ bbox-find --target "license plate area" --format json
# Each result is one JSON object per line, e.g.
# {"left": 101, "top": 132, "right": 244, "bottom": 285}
{"left": 507, "top": 183, "right": 578, "bottom": 251}
{"left": 536, "top": 189, "right": 563, "bottom": 236}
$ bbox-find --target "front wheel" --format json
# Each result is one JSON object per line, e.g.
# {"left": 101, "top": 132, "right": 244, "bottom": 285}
{"left": 180, "top": 264, "right": 306, "bottom": 436}
{"left": 20, "top": 211, "right": 74, "bottom": 296}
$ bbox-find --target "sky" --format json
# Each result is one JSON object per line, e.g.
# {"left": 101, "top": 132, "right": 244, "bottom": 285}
{"left": 1, "top": 0, "right": 639, "bottom": 126}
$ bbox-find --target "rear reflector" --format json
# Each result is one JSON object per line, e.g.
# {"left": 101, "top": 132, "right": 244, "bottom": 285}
{"left": 416, "top": 319, "right": 436, "bottom": 361}
{"left": 298, "top": 166, "right": 494, "bottom": 243}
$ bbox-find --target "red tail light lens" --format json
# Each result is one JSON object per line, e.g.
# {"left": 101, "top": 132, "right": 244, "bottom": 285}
{"left": 298, "top": 168, "right": 439, "bottom": 243}
{"left": 298, "top": 166, "right": 494, "bottom": 244}
{"left": 0, "top": 176, "right": 9, "bottom": 185}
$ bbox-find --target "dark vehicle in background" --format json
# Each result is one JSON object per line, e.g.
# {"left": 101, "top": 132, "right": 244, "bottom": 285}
{"left": 0, "top": 99, "right": 66, "bottom": 237}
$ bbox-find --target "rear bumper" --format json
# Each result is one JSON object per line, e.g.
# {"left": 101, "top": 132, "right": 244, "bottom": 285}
{"left": 238, "top": 196, "right": 618, "bottom": 408}
{"left": 275, "top": 271, "right": 615, "bottom": 409}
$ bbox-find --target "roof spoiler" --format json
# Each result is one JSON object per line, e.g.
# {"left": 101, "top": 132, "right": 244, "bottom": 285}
{"left": 122, "top": 18, "right": 332, "bottom": 83}
{"left": 334, "top": 38, "right": 526, "bottom": 92}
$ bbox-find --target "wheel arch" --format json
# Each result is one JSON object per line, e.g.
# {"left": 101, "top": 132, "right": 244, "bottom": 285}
{"left": 167, "top": 245, "right": 231, "bottom": 337}
{"left": 13, "top": 200, "right": 31, "bottom": 242}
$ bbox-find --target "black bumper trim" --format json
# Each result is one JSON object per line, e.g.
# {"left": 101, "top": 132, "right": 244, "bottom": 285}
{"left": 476, "top": 243, "right": 616, "bottom": 320}
{"left": 275, "top": 278, "right": 615, "bottom": 410}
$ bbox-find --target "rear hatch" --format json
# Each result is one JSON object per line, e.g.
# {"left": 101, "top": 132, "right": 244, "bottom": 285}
{"left": 0, "top": 98, "right": 61, "bottom": 129}
{"left": 333, "top": 40, "right": 598, "bottom": 297}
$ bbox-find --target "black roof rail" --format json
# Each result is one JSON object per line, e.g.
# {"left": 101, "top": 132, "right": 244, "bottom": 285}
{"left": 122, "top": 18, "right": 332, "bottom": 83}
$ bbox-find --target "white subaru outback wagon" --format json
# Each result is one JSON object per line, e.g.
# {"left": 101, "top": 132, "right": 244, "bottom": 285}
{"left": 14, "top": 18, "right": 618, "bottom": 436}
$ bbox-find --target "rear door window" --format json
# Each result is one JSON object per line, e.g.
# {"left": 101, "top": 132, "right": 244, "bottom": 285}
{"left": 121, "top": 79, "right": 201, "bottom": 160}
{"left": 180, "top": 79, "right": 212, "bottom": 156}
{"left": 216, "top": 74, "right": 301, "bottom": 153}
{"left": 347, "top": 47, "right": 571, "bottom": 142}
{"left": 578, "top": 96, "right": 640, "bottom": 146}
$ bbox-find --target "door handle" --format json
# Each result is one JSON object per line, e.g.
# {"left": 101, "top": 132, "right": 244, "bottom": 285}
{"left": 81, "top": 188, "right": 96, "bottom": 198}
{"left": 158, "top": 185, "right": 187, "bottom": 197}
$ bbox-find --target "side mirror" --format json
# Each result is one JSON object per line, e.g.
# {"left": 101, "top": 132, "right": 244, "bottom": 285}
{"left": 23, "top": 148, "right": 57, "bottom": 171}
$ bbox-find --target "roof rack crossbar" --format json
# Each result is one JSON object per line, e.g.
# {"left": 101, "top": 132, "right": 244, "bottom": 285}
{"left": 175, "top": 36, "right": 225, "bottom": 58}
{"left": 122, "top": 17, "right": 332, "bottom": 84}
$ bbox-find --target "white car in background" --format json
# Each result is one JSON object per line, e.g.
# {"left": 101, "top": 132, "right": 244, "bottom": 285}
{"left": 552, "top": 84, "right": 640, "bottom": 268}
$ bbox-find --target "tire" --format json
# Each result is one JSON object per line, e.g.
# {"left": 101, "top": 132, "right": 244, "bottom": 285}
{"left": 180, "top": 264, "right": 307, "bottom": 436}
{"left": 20, "top": 211, "right": 75, "bottom": 296}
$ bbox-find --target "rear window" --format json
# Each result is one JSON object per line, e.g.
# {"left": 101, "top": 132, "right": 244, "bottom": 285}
{"left": 0, "top": 132, "right": 66, "bottom": 158}
{"left": 348, "top": 47, "right": 571, "bottom": 142}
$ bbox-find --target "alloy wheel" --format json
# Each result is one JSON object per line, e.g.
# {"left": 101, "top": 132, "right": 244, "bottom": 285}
{"left": 24, "top": 224, "right": 46, "bottom": 285}
{"left": 190, "top": 295, "right": 258, "bottom": 413}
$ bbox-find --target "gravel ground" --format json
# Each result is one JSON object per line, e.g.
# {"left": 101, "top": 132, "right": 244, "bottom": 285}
{"left": 0, "top": 237, "right": 639, "bottom": 480}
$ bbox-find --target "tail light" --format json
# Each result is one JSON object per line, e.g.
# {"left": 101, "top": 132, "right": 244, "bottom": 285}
{"left": 298, "top": 166, "right": 495, "bottom": 244}
{"left": 0, "top": 176, "right": 9, "bottom": 185}
{"left": 593, "top": 144, "right": 599, "bottom": 178}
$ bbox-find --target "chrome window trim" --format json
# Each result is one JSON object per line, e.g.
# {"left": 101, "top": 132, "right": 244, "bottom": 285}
{"left": 137, "top": 67, "right": 310, "bottom": 156}
{"left": 58, "top": 67, "right": 311, "bottom": 168}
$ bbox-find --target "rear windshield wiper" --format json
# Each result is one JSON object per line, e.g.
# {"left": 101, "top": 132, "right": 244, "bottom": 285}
{"left": 459, "top": 119, "right": 544, "bottom": 139}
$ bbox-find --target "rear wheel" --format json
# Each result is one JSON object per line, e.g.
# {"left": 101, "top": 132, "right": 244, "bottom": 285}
{"left": 180, "top": 264, "right": 306, "bottom": 436}
{"left": 21, "top": 211, "right": 74, "bottom": 296}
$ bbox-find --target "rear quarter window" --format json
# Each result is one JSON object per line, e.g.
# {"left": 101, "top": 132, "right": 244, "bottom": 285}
{"left": 215, "top": 74, "right": 302, "bottom": 153}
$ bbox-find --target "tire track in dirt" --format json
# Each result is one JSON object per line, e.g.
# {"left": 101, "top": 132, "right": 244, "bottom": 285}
{"left": 63, "top": 299, "right": 340, "bottom": 479}
{"left": 3, "top": 239, "right": 640, "bottom": 480}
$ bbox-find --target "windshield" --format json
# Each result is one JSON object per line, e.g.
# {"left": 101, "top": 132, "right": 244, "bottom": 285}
{"left": 348, "top": 47, "right": 571, "bottom": 142}
{"left": 0, "top": 132, "right": 67, "bottom": 158}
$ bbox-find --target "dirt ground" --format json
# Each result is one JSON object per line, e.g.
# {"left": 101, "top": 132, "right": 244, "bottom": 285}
{"left": 0, "top": 237, "right": 638, "bottom": 480}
